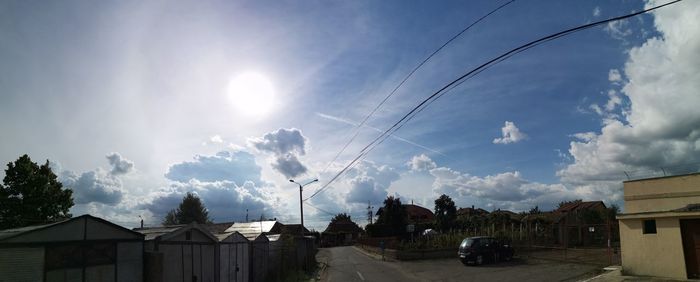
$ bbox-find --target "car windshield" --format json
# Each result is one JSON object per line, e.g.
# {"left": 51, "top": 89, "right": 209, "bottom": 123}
{"left": 460, "top": 239, "right": 474, "bottom": 247}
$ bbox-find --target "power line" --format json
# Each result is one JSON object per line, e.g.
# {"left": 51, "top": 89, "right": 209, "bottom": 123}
{"left": 306, "top": 0, "right": 685, "bottom": 201}
{"left": 319, "top": 0, "right": 517, "bottom": 176}
{"left": 304, "top": 202, "right": 339, "bottom": 217}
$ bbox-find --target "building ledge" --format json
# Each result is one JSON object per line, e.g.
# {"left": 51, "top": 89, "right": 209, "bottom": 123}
{"left": 617, "top": 210, "right": 700, "bottom": 220}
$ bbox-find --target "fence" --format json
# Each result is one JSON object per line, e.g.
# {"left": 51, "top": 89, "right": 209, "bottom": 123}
{"left": 265, "top": 237, "right": 317, "bottom": 281}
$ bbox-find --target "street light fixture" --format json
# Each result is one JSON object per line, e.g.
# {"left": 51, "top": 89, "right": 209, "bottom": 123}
{"left": 290, "top": 178, "right": 318, "bottom": 237}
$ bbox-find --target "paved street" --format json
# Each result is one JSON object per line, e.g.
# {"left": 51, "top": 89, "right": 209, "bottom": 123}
{"left": 317, "top": 246, "right": 602, "bottom": 282}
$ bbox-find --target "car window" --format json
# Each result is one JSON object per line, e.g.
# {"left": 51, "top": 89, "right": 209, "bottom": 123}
{"left": 461, "top": 238, "right": 474, "bottom": 247}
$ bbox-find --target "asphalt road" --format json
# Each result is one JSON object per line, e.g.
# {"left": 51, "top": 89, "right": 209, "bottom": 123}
{"left": 317, "top": 246, "right": 601, "bottom": 282}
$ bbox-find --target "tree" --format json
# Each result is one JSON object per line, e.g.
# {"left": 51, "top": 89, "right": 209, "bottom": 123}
{"left": 162, "top": 209, "right": 177, "bottom": 225}
{"left": 528, "top": 206, "right": 541, "bottom": 214}
{"left": 606, "top": 204, "right": 620, "bottom": 221}
{"left": 434, "top": 194, "right": 456, "bottom": 233}
{"left": 376, "top": 196, "right": 407, "bottom": 236}
{"left": 162, "top": 192, "right": 211, "bottom": 225}
{"left": 331, "top": 213, "right": 352, "bottom": 224}
{"left": 0, "top": 154, "right": 74, "bottom": 229}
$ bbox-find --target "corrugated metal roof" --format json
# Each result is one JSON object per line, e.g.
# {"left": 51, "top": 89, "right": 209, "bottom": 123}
{"left": 224, "top": 221, "right": 281, "bottom": 240}
{"left": 0, "top": 222, "right": 60, "bottom": 241}
{"left": 132, "top": 225, "right": 185, "bottom": 240}
{"left": 0, "top": 215, "right": 144, "bottom": 243}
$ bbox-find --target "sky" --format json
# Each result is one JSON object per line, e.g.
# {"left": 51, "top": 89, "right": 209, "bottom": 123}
{"left": 1, "top": 0, "right": 699, "bottom": 231}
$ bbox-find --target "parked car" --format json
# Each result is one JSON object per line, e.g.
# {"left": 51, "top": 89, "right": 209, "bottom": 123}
{"left": 458, "top": 236, "right": 514, "bottom": 265}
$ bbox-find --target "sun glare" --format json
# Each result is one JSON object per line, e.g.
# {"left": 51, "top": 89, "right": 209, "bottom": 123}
{"left": 227, "top": 72, "right": 275, "bottom": 117}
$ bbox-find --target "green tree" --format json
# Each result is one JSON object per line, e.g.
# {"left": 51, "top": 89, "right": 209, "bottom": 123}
{"left": 376, "top": 196, "right": 407, "bottom": 236}
{"left": 162, "top": 192, "right": 211, "bottom": 225}
{"left": 331, "top": 213, "right": 352, "bottom": 223}
{"left": 528, "top": 206, "right": 541, "bottom": 214}
{"left": 0, "top": 154, "right": 74, "bottom": 229}
{"left": 162, "top": 209, "right": 178, "bottom": 225}
{"left": 434, "top": 194, "right": 456, "bottom": 233}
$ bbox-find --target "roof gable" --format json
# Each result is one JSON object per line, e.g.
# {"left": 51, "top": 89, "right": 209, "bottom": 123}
{"left": 0, "top": 215, "right": 143, "bottom": 243}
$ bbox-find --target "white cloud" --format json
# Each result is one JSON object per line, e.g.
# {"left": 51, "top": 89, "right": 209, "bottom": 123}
{"left": 604, "top": 19, "right": 633, "bottom": 41}
{"left": 559, "top": 0, "right": 700, "bottom": 201}
{"left": 249, "top": 128, "right": 309, "bottom": 178}
{"left": 165, "top": 151, "right": 262, "bottom": 185}
{"left": 106, "top": 152, "right": 134, "bottom": 175}
{"left": 210, "top": 135, "right": 224, "bottom": 143}
{"left": 407, "top": 154, "right": 437, "bottom": 171}
{"left": 593, "top": 6, "right": 601, "bottom": 17}
{"left": 423, "top": 155, "right": 579, "bottom": 211}
{"left": 608, "top": 69, "right": 622, "bottom": 83}
{"left": 61, "top": 169, "right": 124, "bottom": 205}
{"left": 145, "top": 150, "right": 278, "bottom": 222}
{"left": 493, "top": 121, "right": 527, "bottom": 144}
{"left": 344, "top": 161, "right": 399, "bottom": 204}
{"left": 143, "top": 179, "right": 276, "bottom": 223}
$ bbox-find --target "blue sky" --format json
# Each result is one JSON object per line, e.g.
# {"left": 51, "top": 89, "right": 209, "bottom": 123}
{"left": 1, "top": 0, "right": 699, "bottom": 230}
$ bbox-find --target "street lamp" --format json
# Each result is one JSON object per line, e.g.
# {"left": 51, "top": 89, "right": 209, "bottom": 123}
{"left": 290, "top": 178, "right": 318, "bottom": 237}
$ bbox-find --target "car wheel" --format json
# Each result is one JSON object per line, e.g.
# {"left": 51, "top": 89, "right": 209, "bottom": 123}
{"left": 476, "top": 255, "right": 484, "bottom": 265}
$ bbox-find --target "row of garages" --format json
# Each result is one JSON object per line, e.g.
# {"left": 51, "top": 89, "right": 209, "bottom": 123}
{"left": 0, "top": 215, "right": 315, "bottom": 282}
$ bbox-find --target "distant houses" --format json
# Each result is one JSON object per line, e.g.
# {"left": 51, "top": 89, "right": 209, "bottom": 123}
{"left": 375, "top": 203, "right": 436, "bottom": 224}
{"left": 321, "top": 218, "right": 362, "bottom": 247}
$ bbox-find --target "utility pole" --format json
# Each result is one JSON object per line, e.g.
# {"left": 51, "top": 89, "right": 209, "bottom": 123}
{"left": 290, "top": 178, "right": 319, "bottom": 237}
{"left": 367, "top": 201, "right": 374, "bottom": 225}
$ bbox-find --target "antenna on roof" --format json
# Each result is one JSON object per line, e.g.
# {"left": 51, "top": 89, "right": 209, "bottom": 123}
{"left": 246, "top": 209, "right": 249, "bottom": 222}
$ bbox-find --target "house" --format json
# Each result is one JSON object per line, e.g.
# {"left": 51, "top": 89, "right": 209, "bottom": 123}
{"left": 280, "top": 224, "right": 311, "bottom": 236}
{"left": 456, "top": 205, "right": 489, "bottom": 218}
{"left": 375, "top": 204, "right": 435, "bottom": 224}
{"left": 553, "top": 201, "right": 608, "bottom": 246}
{"left": 0, "top": 215, "right": 144, "bottom": 282}
{"left": 617, "top": 172, "right": 700, "bottom": 279}
{"left": 135, "top": 223, "right": 218, "bottom": 282}
{"left": 321, "top": 219, "right": 362, "bottom": 246}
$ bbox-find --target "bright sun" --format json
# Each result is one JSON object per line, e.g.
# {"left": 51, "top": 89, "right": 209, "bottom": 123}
{"left": 227, "top": 72, "right": 275, "bottom": 117}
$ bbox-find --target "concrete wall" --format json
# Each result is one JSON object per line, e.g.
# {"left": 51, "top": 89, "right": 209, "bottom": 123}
{"left": 619, "top": 217, "right": 687, "bottom": 279}
{"left": 624, "top": 173, "right": 700, "bottom": 213}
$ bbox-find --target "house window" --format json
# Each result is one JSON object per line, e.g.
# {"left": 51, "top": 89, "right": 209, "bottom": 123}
{"left": 643, "top": 219, "right": 657, "bottom": 234}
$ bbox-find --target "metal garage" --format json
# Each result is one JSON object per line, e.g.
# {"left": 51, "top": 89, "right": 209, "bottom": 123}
{"left": 136, "top": 223, "right": 217, "bottom": 282}
{"left": 0, "top": 214, "right": 144, "bottom": 282}
{"left": 215, "top": 231, "right": 249, "bottom": 282}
